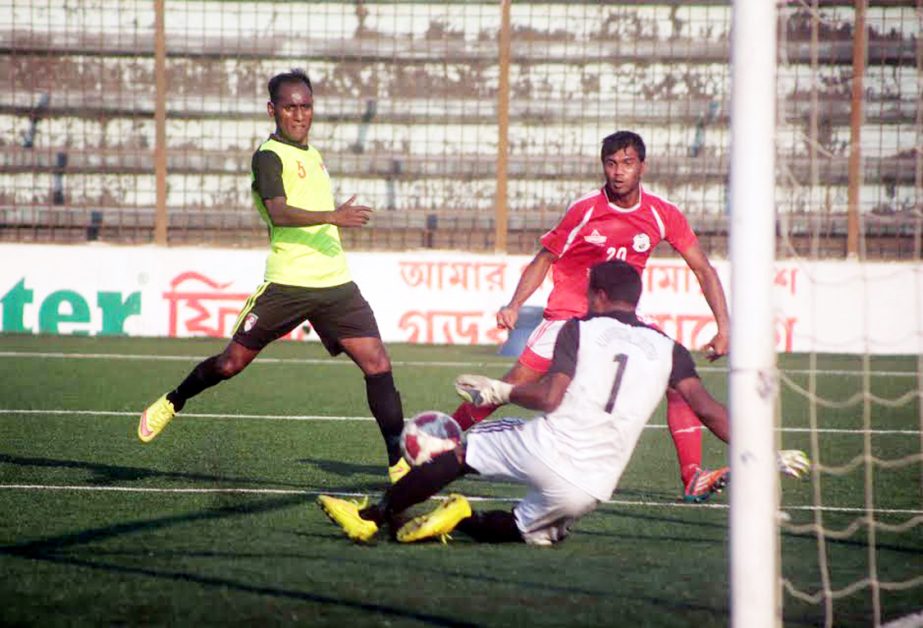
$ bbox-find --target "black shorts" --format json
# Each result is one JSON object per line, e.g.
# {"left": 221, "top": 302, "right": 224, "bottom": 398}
{"left": 231, "top": 281, "right": 381, "bottom": 355}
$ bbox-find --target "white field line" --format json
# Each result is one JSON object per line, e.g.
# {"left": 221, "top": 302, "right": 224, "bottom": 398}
{"left": 0, "top": 350, "right": 919, "bottom": 377}
{"left": 0, "top": 408, "right": 919, "bottom": 435}
{"left": 882, "top": 611, "right": 923, "bottom": 628}
{"left": 0, "top": 351, "right": 506, "bottom": 369}
{"left": 1, "top": 483, "right": 920, "bottom": 516}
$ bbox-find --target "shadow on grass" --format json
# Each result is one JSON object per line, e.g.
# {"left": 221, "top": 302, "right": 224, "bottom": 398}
{"left": 0, "top": 491, "right": 742, "bottom": 624}
{"left": 0, "top": 494, "right": 310, "bottom": 556}
{"left": 26, "top": 538, "right": 738, "bottom": 623}
{"left": 296, "top": 457, "right": 385, "bottom": 479}
{"left": 780, "top": 530, "right": 923, "bottom": 557}
{"left": 7, "top": 552, "right": 476, "bottom": 626}
{"left": 0, "top": 494, "right": 473, "bottom": 625}
{"left": 576, "top": 528, "right": 725, "bottom": 546}
{"left": 611, "top": 484, "right": 691, "bottom": 502}
{"left": 595, "top": 507, "right": 729, "bottom": 531}
{"left": 0, "top": 457, "right": 767, "bottom": 623}
{"left": 0, "top": 453, "right": 314, "bottom": 489}
{"left": 75, "top": 539, "right": 727, "bottom": 606}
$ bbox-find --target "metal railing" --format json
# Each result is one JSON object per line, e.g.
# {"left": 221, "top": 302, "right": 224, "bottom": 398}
{"left": 1, "top": 1, "right": 919, "bottom": 258}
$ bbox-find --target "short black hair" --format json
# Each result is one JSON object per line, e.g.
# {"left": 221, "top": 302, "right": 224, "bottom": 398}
{"left": 268, "top": 69, "right": 313, "bottom": 103}
{"left": 589, "top": 260, "right": 643, "bottom": 306}
{"left": 601, "top": 130, "right": 646, "bottom": 162}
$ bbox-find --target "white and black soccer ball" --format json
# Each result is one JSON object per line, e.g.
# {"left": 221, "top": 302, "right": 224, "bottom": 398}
{"left": 400, "top": 411, "right": 463, "bottom": 467}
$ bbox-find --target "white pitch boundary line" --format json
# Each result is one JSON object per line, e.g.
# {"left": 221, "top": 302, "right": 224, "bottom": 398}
{"left": 2, "top": 484, "right": 920, "bottom": 516}
{"left": 1, "top": 408, "right": 919, "bottom": 435}
{"left": 0, "top": 350, "right": 919, "bottom": 377}
{"left": 0, "top": 351, "right": 506, "bottom": 369}
{"left": 883, "top": 611, "right": 923, "bottom": 628}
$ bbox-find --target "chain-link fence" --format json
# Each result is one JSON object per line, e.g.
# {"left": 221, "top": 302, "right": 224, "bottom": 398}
{"left": 1, "top": 1, "right": 920, "bottom": 257}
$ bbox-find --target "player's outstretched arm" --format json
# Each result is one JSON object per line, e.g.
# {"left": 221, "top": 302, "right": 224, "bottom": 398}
{"left": 496, "top": 248, "right": 555, "bottom": 330}
{"left": 679, "top": 243, "right": 730, "bottom": 361}
{"left": 674, "top": 378, "right": 812, "bottom": 479}
{"left": 455, "top": 371, "right": 571, "bottom": 413}
{"left": 330, "top": 194, "right": 374, "bottom": 227}
{"left": 263, "top": 194, "right": 372, "bottom": 228}
{"left": 455, "top": 374, "right": 513, "bottom": 406}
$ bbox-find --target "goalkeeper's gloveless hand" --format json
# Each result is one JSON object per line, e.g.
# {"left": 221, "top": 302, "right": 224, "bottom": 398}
{"left": 454, "top": 374, "right": 513, "bottom": 407}
{"left": 777, "top": 449, "right": 811, "bottom": 479}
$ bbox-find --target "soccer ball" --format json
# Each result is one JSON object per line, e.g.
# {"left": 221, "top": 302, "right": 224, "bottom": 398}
{"left": 400, "top": 411, "right": 463, "bottom": 466}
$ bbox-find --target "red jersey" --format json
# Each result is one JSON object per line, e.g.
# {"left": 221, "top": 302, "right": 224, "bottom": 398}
{"left": 539, "top": 186, "right": 698, "bottom": 320}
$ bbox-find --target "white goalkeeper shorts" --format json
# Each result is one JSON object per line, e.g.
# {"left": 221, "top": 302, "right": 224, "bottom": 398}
{"left": 465, "top": 418, "right": 599, "bottom": 546}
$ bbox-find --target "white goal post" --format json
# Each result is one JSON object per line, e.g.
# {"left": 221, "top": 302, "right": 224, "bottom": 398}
{"left": 729, "top": 1, "right": 780, "bottom": 627}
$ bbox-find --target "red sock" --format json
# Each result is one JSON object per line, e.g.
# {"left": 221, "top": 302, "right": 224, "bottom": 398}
{"left": 666, "top": 389, "right": 703, "bottom": 486}
{"left": 452, "top": 401, "right": 499, "bottom": 430}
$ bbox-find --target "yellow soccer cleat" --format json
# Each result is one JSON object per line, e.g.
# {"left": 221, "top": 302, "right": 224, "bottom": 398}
{"left": 138, "top": 394, "right": 176, "bottom": 443}
{"left": 317, "top": 495, "right": 379, "bottom": 543}
{"left": 388, "top": 458, "right": 411, "bottom": 484}
{"left": 777, "top": 450, "right": 811, "bottom": 479}
{"left": 396, "top": 494, "right": 472, "bottom": 544}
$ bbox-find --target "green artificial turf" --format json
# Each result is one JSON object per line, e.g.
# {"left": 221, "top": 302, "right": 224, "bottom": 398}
{"left": 0, "top": 335, "right": 920, "bottom": 626}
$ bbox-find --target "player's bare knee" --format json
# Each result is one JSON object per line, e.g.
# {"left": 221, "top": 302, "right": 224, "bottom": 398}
{"left": 359, "top": 349, "right": 392, "bottom": 375}
{"left": 215, "top": 355, "right": 246, "bottom": 379}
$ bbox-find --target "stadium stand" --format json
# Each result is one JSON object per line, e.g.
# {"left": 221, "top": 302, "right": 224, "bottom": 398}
{"left": 0, "top": 1, "right": 919, "bottom": 256}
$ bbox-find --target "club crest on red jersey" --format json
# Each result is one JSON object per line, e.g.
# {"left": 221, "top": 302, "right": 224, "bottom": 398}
{"left": 632, "top": 233, "right": 651, "bottom": 252}
{"left": 583, "top": 229, "right": 607, "bottom": 246}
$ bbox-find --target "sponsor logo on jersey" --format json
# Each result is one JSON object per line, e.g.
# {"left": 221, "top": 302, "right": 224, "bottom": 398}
{"left": 583, "top": 229, "right": 607, "bottom": 246}
{"left": 632, "top": 233, "right": 651, "bottom": 252}
{"left": 243, "top": 312, "right": 259, "bottom": 333}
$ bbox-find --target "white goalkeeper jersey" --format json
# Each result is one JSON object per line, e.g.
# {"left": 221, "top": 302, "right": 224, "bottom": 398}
{"left": 520, "top": 311, "right": 698, "bottom": 501}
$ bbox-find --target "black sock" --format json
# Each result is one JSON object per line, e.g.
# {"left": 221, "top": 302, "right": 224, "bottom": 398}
{"left": 361, "top": 450, "right": 466, "bottom": 524}
{"left": 365, "top": 371, "right": 404, "bottom": 466}
{"left": 166, "top": 356, "right": 228, "bottom": 412}
{"left": 457, "top": 509, "right": 524, "bottom": 543}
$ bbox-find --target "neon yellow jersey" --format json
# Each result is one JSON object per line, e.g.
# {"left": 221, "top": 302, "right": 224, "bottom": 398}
{"left": 251, "top": 137, "right": 351, "bottom": 288}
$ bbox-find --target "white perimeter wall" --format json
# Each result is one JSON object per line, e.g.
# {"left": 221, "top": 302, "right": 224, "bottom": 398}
{"left": 1, "top": 244, "right": 920, "bottom": 355}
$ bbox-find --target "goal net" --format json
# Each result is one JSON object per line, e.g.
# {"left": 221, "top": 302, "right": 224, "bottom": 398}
{"left": 769, "top": 2, "right": 923, "bottom": 626}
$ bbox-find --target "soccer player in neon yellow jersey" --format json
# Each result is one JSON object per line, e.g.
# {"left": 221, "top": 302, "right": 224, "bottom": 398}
{"left": 139, "top": 69, "right": 409, "bottom": 483}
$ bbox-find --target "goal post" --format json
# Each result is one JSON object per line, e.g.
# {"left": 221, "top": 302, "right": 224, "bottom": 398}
{"left": 729, "top": 1, "right": 780, "bottom": 626}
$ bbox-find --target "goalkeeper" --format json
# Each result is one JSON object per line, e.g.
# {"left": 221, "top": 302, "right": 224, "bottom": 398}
{"left": 318, "top": 260, "right": 809, "bottom": 545}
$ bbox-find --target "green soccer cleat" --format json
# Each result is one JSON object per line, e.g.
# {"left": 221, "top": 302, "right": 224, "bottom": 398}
{"left": 683, "top": 466, "right": 730, "bottom": 503}
{"left": 138, "top": 394, "right": 176, "bottom": 443}
{"left": 396, "top": 494, "right": 472, "bottom": 544}
{"left": 317, "top": 495, "right": 379, "bottom": 543}
{"left": 388, "top": 458, "right": 411, "bottom": 484}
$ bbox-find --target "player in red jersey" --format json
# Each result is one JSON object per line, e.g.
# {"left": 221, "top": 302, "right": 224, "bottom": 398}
{"left": 452, "top": 130, "right": 732, "bottom": 502}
